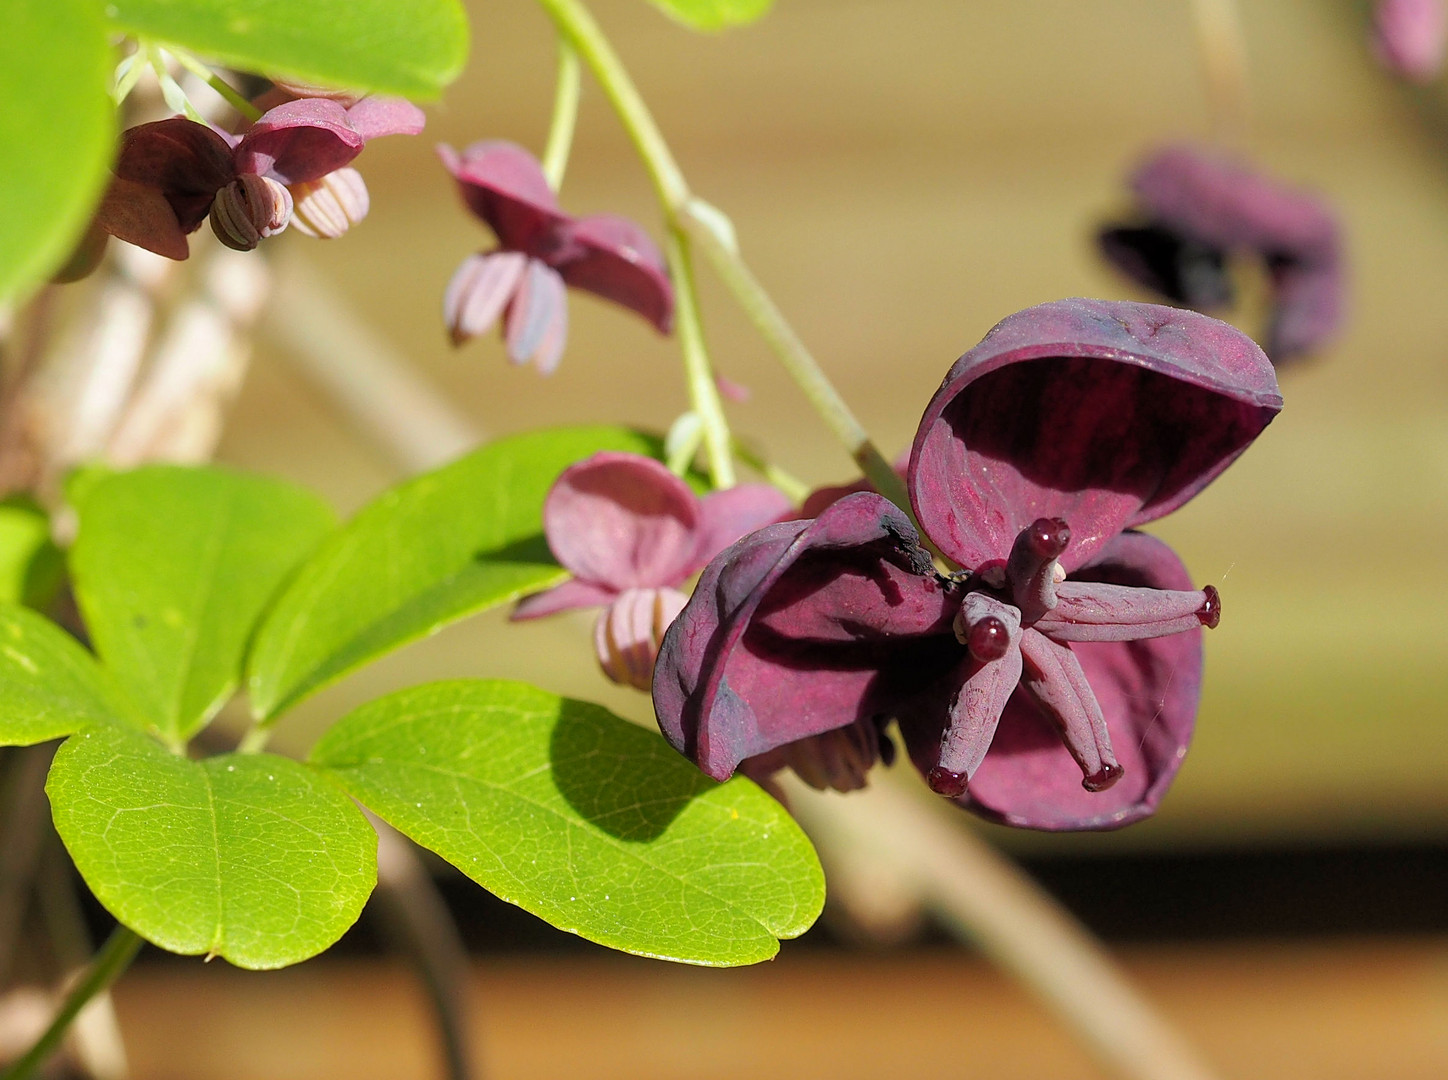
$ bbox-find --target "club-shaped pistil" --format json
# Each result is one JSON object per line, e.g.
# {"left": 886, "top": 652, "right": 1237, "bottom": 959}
{"left": 932, "top": 593, "right": 1024, "bottom": 797}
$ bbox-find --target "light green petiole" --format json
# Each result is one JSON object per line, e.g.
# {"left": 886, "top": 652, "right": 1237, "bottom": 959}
{"left": 541, "top": 38, "right": 582, "bottom": 190}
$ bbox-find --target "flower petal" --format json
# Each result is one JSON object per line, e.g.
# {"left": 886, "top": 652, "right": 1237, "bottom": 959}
{"left": 511, "top": 578, "right": 619, "bottom": 619}
{"left": 543, "top": 452, "right": 702, "bottom": 590}
{"left": 908, "top": 298, "right": 1282, "bottom": 571}
{"left": 344, "top": 96, "right": 426, "bottom": 140}
{"left": 235, "top": 99, "right": 364, "bottom": 185}
{"left": 437, "top": 141, "right": 568, "bottom": 255}
{"left": 653, "top": 492, "right": 953, "bottom": 781}
{"left": 1264, "top": 255, "right": 1344, "bottom": 364}
{"left": 443, "top": 251, "right": 527, "bottom": 346}
{"left": 94, "top": 177, "right": 191, "bottom": 260}
{"left": 689, "top": 484, "right": 796, "bottom": 573}
{"left": 555, "top": 215, "right": 674, "bottom": 333}
{"left": 958, "top": 530, "right": 1203, "bottom": 830}
{"left": 504, "top": 260, "right": 568, "bottom": 368}
{"left": 113, "top": 118, "right": 235, "bottom": 232}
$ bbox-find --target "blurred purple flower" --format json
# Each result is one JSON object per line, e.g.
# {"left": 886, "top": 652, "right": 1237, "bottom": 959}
{"left": 439, "top": 141, "right": 674, "bottom": 373}
{"left": 1098, "top": 145, "right": 1344, "bottom": 365}
{"left": 94, "top": 97, "right": 424, "bottom": 259}
{"left": 653, "top": 299, "right": 1282, "bottom": 830}
{"left": 1374, "top": 0, "right": 1447, "bottom": 81}
{"left": 513, "top": 452, "right": 791, "bottom": 691}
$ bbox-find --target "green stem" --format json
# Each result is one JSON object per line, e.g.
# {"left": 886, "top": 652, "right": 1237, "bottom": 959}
{"left": 236, "top": 724, "right": 272, "bottom": 755}
{"left": 541, "top": 38, "right": 582, "bottom": 190}
{"left": 731, "top": 438, "right": 810, "bottom": 504}
{"left": 532, "top": 0, "right": 909, "bottom": 515}
{"left": 664, "top": 228, "right": 735, "bottom": 488}
{"left": 167, "top": 48, "right": 263, "bottom": 122}
{"left": 0, "top": 926, "right": 142, "bottom": 1080}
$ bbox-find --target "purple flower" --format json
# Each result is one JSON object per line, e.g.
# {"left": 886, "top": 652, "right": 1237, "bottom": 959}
{"left": 94, "top": 97, "right": 424, "bottom": 258}
{"left": 653, "top": 299, "right": 1282, "bottom": 831}
{"left": 1374, "top": 0, "right": 1447, "bottom": 81}
{"left": 1098, "top": 145, "right": 1344, "bottom": 365}
{"left": 439, "top": 141, "right": 674, "bottom": 373}
{"left": 513, "top": 452, "right": 791, "bottom": 690}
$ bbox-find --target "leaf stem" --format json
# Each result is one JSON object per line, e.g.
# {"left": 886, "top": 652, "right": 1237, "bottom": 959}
{"left": 663, "top": 228, "right": 735, "bottom": 487}
{"left": 236, "top": 723, "right": 272, "bottom": 754}
{"left": 166, "top": 48, "right": 264, "bottom": 123}
{"left": 541, "top": 38, "right": 582, "bottom": 190}
{"left": 0, "top": 925, "right": 143, "bottom": 1080}
{"left": 531, "top": 0, "right": 908, "bottom": 512}
{"left": 731, "top": 438, "right": 810, "bottom": 503}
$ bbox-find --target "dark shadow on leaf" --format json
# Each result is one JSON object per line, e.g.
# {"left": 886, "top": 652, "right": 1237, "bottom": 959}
{"left": 474, "top": 532, "right": 555, "bottom": 565}
{"left": 548, "top": 697, "right": 709, "bottom": 842}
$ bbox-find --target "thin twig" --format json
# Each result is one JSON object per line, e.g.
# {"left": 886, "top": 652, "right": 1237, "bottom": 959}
{"left": 785, "top": 771, "right": 1221, "bottom": 1080}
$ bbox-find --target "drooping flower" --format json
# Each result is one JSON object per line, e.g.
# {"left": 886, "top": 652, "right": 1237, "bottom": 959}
{"left": 440, "top": 141, "right": 674, "bottom": 373}
{"left": 94, "top": 96, "right": 424, "bottom": 259}
{"left": 513, "top": 452, "right": 791, "bottom": 690}
{"left": 653, "top": 299, "right": 1282, "bottom": 830}
{"left": 1098, "top": 145, "right": 1344, "bottom": 365}
{"left": 1374, "top": 0, "right": 1447, "bottom": 82}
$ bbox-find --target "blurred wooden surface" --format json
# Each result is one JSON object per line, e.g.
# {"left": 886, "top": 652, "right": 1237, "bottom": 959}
{"left": 113, "top": 938, "right": 1448, "bottom": 1080}
{"left": 207, "top": 0, "right": 1448, "bottom": 850}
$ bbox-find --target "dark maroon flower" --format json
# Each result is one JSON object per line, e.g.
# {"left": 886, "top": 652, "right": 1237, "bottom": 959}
{"left": 94, "top": 97, "right": 423, "bottom": 258}
{"left": 1374, "top": 0, "right": 1447, "bottom": 81}
{"left": 653, "top": 299, "right": 1282, "bottom": 830}
{"left": 513, "top": 452, "right": 791, "bottom": 690}
{"left": 440, "top": 141, "right": 674, "bottom": 372}
{"left": 1098, "top": 144, "right": 1344, "bottom": 365}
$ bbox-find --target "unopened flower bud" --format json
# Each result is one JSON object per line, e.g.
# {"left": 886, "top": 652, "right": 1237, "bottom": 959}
{"left": 289, "top": 168, "right": 370, "bottom": 239}
{"left": 209, "top": 175, "right": 293, "bottom": 252}
{"left": 593, "top": 587, "right": 688, "bottom": 691}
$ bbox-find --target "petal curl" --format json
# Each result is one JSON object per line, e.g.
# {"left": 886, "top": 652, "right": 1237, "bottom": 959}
{"left": 543, "top": 452, "right": 702, "bottom": 590}
{"left": 344, "top": 97, "right": 426, "bottom": 140}
{"left": 113, "top": 118, "right": 235, "bottom": 232}
{"left": 555, "top": 215, "right": 674, "bottom": 333}
{"left": 438, "top": 141, "right": 568, "bottom": 256}
{"left": 959, "top": 530, "right": 1203, "bottom": 830}
{"left": 908, "top": 298, "right": 1281, "bottom": 571}
{"left": 235, "top": 99, "right": 364, "bottom": 185}
{"left": 653, "top": 492, "right": 953, "bottom": 781}
{"left": 511, "top": 578, "right": 619, "bottom": 619}
{"left": 94, "top": 178, "right": 190, "bottom": 260}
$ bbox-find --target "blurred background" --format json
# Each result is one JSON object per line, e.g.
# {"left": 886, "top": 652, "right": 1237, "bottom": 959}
{"left": 55, "top": 0, "right": 1448, "bottom": 1076}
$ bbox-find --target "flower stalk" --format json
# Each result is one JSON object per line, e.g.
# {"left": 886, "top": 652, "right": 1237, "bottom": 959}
{"left": 1188, "top": 0, "right": 1250, "bottom": 145}
{"left": 663, "top": 228, "right": 735, "bottom": 487}
{"left": 541, "top": 38, "right": 582, "bottom": 191}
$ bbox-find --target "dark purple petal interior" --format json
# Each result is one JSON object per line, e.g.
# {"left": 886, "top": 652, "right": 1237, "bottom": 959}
{"left": 438, "top": 141, "right": 569, "bottom": 256}
{"left": 235, "top": 99, "right": 363, "bottom": 185}
{"left": 555, "top": 215, "right": 675, "bottom": 333}
{"left": 909, "top": 298, "right": 1281, "bottom": 571}
{"left": 113, "top": 118, "right": 235, "bottom": 232}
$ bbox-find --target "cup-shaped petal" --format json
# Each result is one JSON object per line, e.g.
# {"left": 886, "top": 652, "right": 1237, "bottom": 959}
{"left": 438, "top": 141, "right": 568, "bottom": 256}
{"left": 344, "top": 97, "right": 426, "bottom": 140}
{"left": 95, "top": 177, "right": 191, "bottom": 260}
{"left": 112, "top": 117, "right": 236, "bottom": 232}
{"left": 908, "top": 298, "right": 1281, "bottom": 571}
{"left": 555, "top": 215, "right": 675, "bottom": 333}
{"left": 235, "top": 99, "right": 364, "bottom": 186}
{"left": 543, "top": 453, "right": 704, "bottom": 590}
{"left": 957, "top": 530, "right": 1203, "bottom": 830}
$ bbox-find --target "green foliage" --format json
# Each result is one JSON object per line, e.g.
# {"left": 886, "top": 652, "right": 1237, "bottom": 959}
{"left": 107, "top": 0, "right": 469, "bottom": 99}
{"left": 311, "top": 680, "right": 825, "bottom": 966}
{"left": 70, "top": 466, "right": 335, "bottom": 746}
{"left": 48, "top": 720, "right": 376, "bottom": 970}
{"left": 0, "top": 498, "right": 64, "bottom": 609}
{"left": 247, "top": 426, "right": 665, "bottom": 722}
{"left": 0, "top": 0, "right": 114, "bottom": 303}
{"left": 0, "top": 605, "right": 142, "bottom": 747}
{"left": 644, "top": 0, "right": 774, "bottom": 31}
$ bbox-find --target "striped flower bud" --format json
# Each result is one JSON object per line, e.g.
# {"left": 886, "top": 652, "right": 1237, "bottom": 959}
{"left": 209, "top": 175, "right": 292, "bottom": 252}
{"left": 289, "top": 168, "right": 371, "bottom": 239}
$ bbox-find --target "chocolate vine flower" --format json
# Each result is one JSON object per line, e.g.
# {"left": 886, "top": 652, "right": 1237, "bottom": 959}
{"left": 1098, "top": 145, "right": 1344, "bottom": 365}
{"left": 654, "top": 299, "right": 1282, "bottom": 830}
{"left": 512, "top": 452, "right": 791, "bottom": 690}
{"left": 95, "top": 96, "right": 423, "bottom": 258}
{"left": 440, "top": 141, "right": 674, "bottom": 373}
{"left": 1374, "top": 0, "right": 1447, "bottom": 81}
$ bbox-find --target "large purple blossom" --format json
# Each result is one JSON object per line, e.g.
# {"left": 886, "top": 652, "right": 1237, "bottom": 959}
{"left": 513, "top": 452, "right": 790, "bottom": 690}
{"left": 653, "top": 299, "right": 1282, "bottom": 830}
{"left": 95, "top": 97, "right": 423, "bottom": 258}
{"left": 1098, "top": 145, "right": 1344, "bottom": 365}
{"left": 440, "top": 141, "right": 674, "bottom": 373}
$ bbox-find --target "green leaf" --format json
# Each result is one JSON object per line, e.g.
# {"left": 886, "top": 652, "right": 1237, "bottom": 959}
{"left": 248, "top": 426, "right": 664, "bottom": 722}
{"left": 643, "top": 0, "right": 774, "bottom": 31}
{"left": 71, "top": 466, "right": 336, "bottom": 745}
{"left": 0, "top": 0, "right": 114, "bottom": 303}
{"left": 107, "top": 0, "right": 469, "bottom": 100}
{"left": 311, "top": 680, "right": 824, "bottom": 966}
{"left": 48, "top": 720, "right": 376, "bottom": 970}
{"left": 0, "top": 605, "right": 141, "bottom": 747}
{"left": 0, "top": 498, "right": 64, "bottom": 609}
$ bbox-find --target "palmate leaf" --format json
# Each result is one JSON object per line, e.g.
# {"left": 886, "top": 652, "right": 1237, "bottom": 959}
{"left": 48, "top": 720, "right": 376, "bottom": 970}
{"left": 106, "top": 0, "right": 468, "bottom": 100}
{"left": 0, "top": 0, "right": 114, "bottom": 303}
{"left": 644, "top": 0, "right": 775, "bottom": 31}
{"left": 247, "top": 426, "right": 666, "bottom": 722}
{"left": 311, "top": 680, "right": 825, "bottom": 967}
{"left": 70, "top": 466, "right": 336, "bottom": 746}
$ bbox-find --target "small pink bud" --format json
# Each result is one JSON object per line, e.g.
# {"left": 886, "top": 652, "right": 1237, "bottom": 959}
{"left": 1374, "top": 0, "right": 1447, "bottom": 82}
{"left": 209, "top": 175, "right": 293, "bottom": 251}
{"left": 289, "top": 168, "right": 370, "bottom": 239}
{"left": 593, "top": 587, "right": 688, "bottom": 691}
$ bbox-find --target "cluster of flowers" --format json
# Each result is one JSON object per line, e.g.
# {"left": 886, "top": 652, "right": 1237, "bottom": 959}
{"left": 521, "top": 299, "right": 1282, "bottom": 832}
